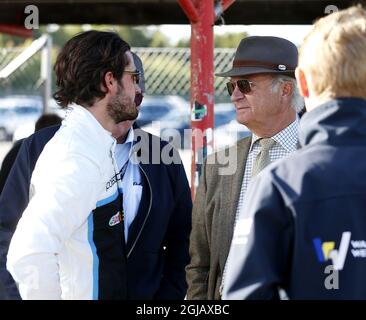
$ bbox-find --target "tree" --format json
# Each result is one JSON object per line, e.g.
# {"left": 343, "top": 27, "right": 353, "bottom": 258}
{"left": 215, "top": 32, "right": 247, "bottom": 48}
{"left": 33, "top": 25, "right": 152, "bottom": 48}
{"left": 176, "top": 38, "right": 190, "bottom": 48}
{"left": 0, "top": 34, "right": 27, "bottom": 48}
{"left": 149, "top": 30, "right": 170, "bottom": 47}
{"left": 175, "top": 32, "right": 247, "bottom": 48}
{"left": 34, "top": 25, "right": 83, "bottom": 48}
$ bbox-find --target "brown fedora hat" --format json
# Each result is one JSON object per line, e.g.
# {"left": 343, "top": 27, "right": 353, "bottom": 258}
{"left": 216, "top": 36, "right": 298, "bottom": 78}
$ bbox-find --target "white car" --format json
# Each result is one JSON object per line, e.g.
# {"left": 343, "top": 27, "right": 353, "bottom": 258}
{"left": 12, "top": 99, "right": 67, "bottom": 141}
{"left": 136, "top": 95, "right": 189, "bottom": 127}
{"left": 0, "top": 95, "right": 43, "bottom": 141}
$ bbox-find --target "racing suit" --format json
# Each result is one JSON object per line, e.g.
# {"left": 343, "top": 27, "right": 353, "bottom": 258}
{"left": 7, "top": 105, "right": 126, "bottom": 300}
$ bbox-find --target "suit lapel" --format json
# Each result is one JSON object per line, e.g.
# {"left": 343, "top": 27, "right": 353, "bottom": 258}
{"left": 125, "top": 130, "right": 152, "bottom": 258}
{"left": 125, "top": 163, "right": 150, "bottom": 256}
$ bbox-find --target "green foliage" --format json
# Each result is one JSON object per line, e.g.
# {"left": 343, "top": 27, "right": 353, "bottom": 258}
{"left": 174, "top": 32, "right": 248, "bottom": 48}
{"left": 215, "top": 32, "right": 247, "bottom": 48}
{"left": 0, "top": 25, "right": 247, "bottom": 49}
{"left": 107, "top": 26, "right": 152, "bottom": 47}
{"left": 149, "top": 30, "right": 170, "bottom": 47}
{"left": 32, "top": 25, "right": 152, "bottom": 48}
{"left": 33, "top": 25, "right": 82, "bottom": 48}
{"left": 0, "top": 34, "right": 27, "bottom": 48}
{"left": 0, "top": 25, "right": 242, "bottom": 97}
{"left": 176, "top": 38, "right": 190, "bottom": 48}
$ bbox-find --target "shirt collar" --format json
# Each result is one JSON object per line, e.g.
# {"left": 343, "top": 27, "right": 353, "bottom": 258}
{"left": 116, "top": 127, "right": 134, "bottom": 157}
{"left": 250, "top": 117, "right": 299, "bottom": 153}
{"left": 124, "top": 127, "right": 134, "bottom": 145}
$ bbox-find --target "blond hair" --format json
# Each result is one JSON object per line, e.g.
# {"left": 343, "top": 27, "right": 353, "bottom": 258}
{"left": 299, "top": 5, "right": 366, "bottom": 100}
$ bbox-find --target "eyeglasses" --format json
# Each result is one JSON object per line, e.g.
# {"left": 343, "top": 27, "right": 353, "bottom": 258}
{"left": 226, "top": 79, "right": 254, "bottom": 96}
{"left": 124, "top": 70, "right": 140, "bottom": 85}
{"left": 134, "top": 92, "right": 144, "bottom": 106}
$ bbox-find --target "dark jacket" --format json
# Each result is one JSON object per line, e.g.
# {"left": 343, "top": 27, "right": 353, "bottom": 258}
{"left": 0, "top": 124, "right": 192, "bottom": 300}
{"left": 0, "top": 278, "right": 7, "bottom": 300}
{"left": 223, "top": 98, "right": 366, "bottom": 299}
{"left": 0, "top": 139, "right": 23, "bottom": 196}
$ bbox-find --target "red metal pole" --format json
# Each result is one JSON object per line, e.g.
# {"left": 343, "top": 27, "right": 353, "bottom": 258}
{"left": 177, "top": 0, "right": 199, "bottom": 23}
{"left": 178, "top": 0, "right": 236, "bottom": 198}
{"left": 221, "top": 0, "right": 236, "bottom": 12}
{"left": 189, "top": 0, "right": 214, "bottom": 199}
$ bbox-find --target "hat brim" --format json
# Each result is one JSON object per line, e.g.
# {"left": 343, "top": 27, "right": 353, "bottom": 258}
{"left": 215, "top": 66, "right": 295, "bottom": 78}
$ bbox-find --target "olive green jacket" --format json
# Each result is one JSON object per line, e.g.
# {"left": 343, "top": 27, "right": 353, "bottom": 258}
{"left": 186, "top": 136, "right": 252, "bottom": 300}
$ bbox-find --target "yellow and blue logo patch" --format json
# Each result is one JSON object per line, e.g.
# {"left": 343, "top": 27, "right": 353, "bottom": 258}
{"left": 312, "top": 232, "right": 352, "bottom": 271}
{"left": 313, "top": 238, "right": 335, "bottom": 262}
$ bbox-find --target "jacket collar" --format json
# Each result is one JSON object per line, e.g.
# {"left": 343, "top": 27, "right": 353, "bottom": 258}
{"left": 299, "top": 98, "right": 366, "bottom": 147}
{"left": 251, "top": 118, "right": 299, "bottom": 153}
{"left": 65, "top": 104, "right": 116, "bottom": 152}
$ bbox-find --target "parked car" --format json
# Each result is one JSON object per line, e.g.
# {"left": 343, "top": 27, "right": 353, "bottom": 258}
{"left": 0, "top": 95, "right": 43, "bottom": 141}
{"left": 212, "top": 102, "right": 251, "bottom": 149}
{"left": 141, "top": 101, "right": 250, "bottom": 150}
{"left": 136, "top": 95, "right": 189, "bottom": 127}
{"left": 144, "top": 109, "right": 191, "bottom": 149}
{"left": 214, "top": 103, "right": 236, "bottom": 127}
{"left": 12, "top": 99, "right": 67, "bottom": 141}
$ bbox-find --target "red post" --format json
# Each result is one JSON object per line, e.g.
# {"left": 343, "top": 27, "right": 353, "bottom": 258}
{"left": 178, "top": 0, "right": 214, "bottom": 198}
{"left": 178, "top": 0, "right": 235, "bottom": 198}
{"left": 221, "top": 0, "right": 236, "bottom": 12}
{"left": 177, "top": 0, "right": 199, "bottom": 22}
{"left": 189, "top": 0, "right": 214, "bottom": 199}
{"left": 0, "top": 24, "right": 32, "bottom": 38}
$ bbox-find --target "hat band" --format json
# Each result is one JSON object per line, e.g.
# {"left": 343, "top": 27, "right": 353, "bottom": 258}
{"left": 233, "top": 59, "right": 292, "bottom": 71}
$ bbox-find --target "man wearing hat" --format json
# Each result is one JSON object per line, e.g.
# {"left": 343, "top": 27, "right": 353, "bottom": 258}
{"left": 186, "top": 36, "right": 303, "bottom": 300}
{"left": 223, "top": 6, "right": 366, "bottom": 299}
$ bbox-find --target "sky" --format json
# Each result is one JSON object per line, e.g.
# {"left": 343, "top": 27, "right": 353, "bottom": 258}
{"left": 148, "top": 24, "right": 312, "bottom": 46}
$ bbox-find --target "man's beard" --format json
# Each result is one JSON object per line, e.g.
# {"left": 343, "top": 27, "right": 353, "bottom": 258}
{"left": 107, "top": 84, "right": 139, "bottom": 123}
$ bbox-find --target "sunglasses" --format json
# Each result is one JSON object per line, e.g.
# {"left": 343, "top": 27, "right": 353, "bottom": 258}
{"left": 124, "top": 70, "right": 140, "bottom": 85}
{"left": 134, "top": 92, "right": 144, "bottom": 107}
{"left": 226, "top": 79, "right": 254, "bottom": 96}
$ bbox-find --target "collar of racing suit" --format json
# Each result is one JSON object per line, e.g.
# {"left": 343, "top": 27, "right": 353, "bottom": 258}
{"left": 64, "top": 104, "right": 117, "bottom": 156}
{"left": 299, "top": 97, "right": 366, "bottom": 148}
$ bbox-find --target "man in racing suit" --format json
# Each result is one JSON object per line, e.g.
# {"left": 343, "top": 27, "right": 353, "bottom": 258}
{"left": 6, "top": 30, "right": 141, "bottom": 299}
{"left": 0, "top": 51, "right": 192, "bottom": 300}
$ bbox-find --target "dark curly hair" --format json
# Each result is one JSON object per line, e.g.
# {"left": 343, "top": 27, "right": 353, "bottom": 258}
{"left": 53, "top": 30, "right": 131, "bottom": 108}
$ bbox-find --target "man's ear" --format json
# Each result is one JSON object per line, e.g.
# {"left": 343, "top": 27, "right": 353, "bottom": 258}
{"left": 295, "top": 67, "right": 309, "bottom": 98}
{"left": 103, "top": 71, "right": 116, "bottom": 93}
{"left": 281, "top": 81, "right": 293, "bottom": 98}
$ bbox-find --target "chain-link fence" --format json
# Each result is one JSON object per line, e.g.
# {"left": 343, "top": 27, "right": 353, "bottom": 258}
{"left": 134, "top": 47, "right": 235, "bottom": 102}
{"left": 0, "top": 47, "right": 43, "bottom": 96}
{"left": 1, "top": 46, "right": 235, "bottom": 102}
